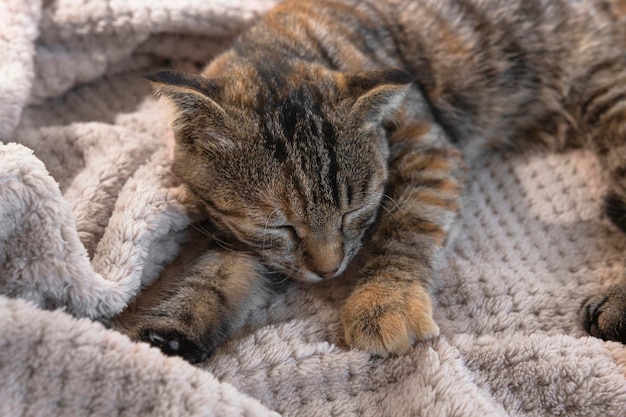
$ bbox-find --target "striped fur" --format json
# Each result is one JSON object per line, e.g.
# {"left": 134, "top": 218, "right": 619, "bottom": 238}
{"left": 136, "top": 0, "right": 626, "bottom": 361}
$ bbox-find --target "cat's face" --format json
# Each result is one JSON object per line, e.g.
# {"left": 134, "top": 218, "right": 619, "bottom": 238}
{"left": 151, "top": 64, "right": 411, "bottom": 282}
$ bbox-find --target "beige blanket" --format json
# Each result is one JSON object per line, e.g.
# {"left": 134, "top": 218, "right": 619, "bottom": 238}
{"left": 1, "top": 1, "right": 625, "bottom": 416}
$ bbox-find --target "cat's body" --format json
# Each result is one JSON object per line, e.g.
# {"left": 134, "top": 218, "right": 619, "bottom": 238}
{"left": 136, "top": 0, "right": 626, "bottom": 363}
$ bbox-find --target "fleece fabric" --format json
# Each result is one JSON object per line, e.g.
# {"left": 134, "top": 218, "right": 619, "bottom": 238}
{"left": 1, "top": 1, "right": 625, "bottom": 416}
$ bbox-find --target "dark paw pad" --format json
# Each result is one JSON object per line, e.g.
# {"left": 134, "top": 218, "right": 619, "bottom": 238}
{"left": 140, "top": 329, "right": 210, "bottom": 364}
{"left": 581, "top": 286, "right": 626, "bottom": 344}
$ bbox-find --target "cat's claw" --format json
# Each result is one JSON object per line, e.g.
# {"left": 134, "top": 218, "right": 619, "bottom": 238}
{"left": 140, "top": 328, "right": 211, "bottom": 364}
{"left": 343, "top": 310, "right": 439, "bottom": 357}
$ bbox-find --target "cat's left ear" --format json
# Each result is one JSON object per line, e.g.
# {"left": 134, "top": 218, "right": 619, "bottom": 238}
{"left": 344, "top": 68, "right": 413, "bottom": 127}
{"left": 145, "top": 70, "right": 231, "bottom": 141}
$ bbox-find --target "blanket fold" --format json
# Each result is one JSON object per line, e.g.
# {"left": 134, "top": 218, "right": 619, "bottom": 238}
{"left": 1, "top": 1, "right": 625, "bottom": 416}
{"left": 0, "top": 296, "right": 279, "bottom": 417}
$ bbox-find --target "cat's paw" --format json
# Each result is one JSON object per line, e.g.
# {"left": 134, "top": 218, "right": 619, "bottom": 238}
{"left": 341, "top": 280, "right": 440, "bottom": 356}
{"left": 581, "top": 284, "right": 626, "bottom": 344}
{"left": 140, "top": 327, "right": 211, "bottom": 364}
{"left": 133, "top": 298, "right": 219, "bottom": 364}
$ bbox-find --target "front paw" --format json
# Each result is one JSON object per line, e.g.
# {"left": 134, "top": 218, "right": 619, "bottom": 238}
{"left": 581, "top": 284, "right": 626, "bottom": 344}
{"left": 132, "top": 297, "right": 224, "bottom": 364}
{"left": 342, "top": 281, "right": 440, "bottom": 356}
{"left": 140, "top": 327, "right": 211, "bottom": 364}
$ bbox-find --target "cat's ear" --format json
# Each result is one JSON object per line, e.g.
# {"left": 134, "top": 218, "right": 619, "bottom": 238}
{"left": 145, "top": 70, "right": 231, "bottom": 144}
{"left": 344, "top": 68, "right": 413, "bottom": 127}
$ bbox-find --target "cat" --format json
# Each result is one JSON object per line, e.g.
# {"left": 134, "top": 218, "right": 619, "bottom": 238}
{"left": 133, "top": 0, "right": 626, "bottom": 363}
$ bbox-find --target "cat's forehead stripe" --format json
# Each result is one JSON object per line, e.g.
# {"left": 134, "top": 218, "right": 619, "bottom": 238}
{"left": 252, "top": 80, "right": 344, "bottom": 207}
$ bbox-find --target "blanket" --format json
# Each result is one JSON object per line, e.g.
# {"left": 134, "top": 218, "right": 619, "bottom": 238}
{"left": 1, "top": 0, "right": 625, "bottom": 416}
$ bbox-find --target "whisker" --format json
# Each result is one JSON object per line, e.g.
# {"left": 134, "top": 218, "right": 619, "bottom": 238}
{"left": 191, "top": 223, "right": 228, "bottom": 245}
{"left": 260, "top": 258, "right": 299, "bottom": 282}
{"left": 276, "top": 270, "right": 298, "bottom": 285}
{"left": 190, "top": 223, "right": 256, "bottom": 255}
{"left": 360, "top": 191, "right": 402, "bottom": 215}
{"left": 212, "top": 233, "right": 236, "bottom": 250}
{"left": 262, "top": 268, "right": 293, "bottom": 286}
{"left": 190, "top": 223, "right": 215, "bottom": 240}
{"left": 381, "top": 193, "right": 402, "bottom": 213}
{"left": 377, "top": 201, "right": 395, "bottom": 216}
{"left": 273, "top": 274, "right": 292, "bottom": 286}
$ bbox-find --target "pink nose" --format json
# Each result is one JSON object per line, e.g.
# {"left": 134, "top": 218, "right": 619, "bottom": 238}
{"left": 317, "top": 267, "right": 339, "bottom": 279}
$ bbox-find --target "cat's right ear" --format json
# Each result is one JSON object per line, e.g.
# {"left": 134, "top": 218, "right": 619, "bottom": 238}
{"left": 145, "top": 70, "right": 230, "bottom": 143}
{"left": 343, "top": 68, "right": 413, "bottom": 128}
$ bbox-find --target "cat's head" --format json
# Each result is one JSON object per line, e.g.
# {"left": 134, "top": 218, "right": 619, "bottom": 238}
{"left": 149, "top": 63, "right": 412, "bottom": 282}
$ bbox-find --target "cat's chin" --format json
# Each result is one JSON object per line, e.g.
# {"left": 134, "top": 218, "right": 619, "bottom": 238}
{"left": 293, "top": 267, "right": 345, "bottom": 283}
{"left": 293, "top": 269, "right": 325, "bottom": 283}
{"left": 270, "top": 255, "right": 355, "bottom": 283}
{"left": 279, "top": 268, "right": 331, "bottom": 283}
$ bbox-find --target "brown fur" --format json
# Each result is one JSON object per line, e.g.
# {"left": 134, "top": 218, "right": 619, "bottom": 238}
{"left": 127, "top": 0, "right": 626, "bottom": 362}
{"left": 342, "top": 276, "right": 439, "bottom": 355}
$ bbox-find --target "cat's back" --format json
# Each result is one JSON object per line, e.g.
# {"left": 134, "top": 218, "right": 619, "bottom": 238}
{"left": 205, "top": 0, "right": 626, "bottom": 149}
{"left": 224, "top": 0, "right": 625, "bottom": 90}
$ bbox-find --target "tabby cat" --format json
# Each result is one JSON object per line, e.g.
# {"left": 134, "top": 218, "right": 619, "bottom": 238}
{"left": 136, "top": 0, "right": 626, "bottom": 363}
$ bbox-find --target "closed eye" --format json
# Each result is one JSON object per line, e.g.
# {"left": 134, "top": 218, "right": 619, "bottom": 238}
{"left": 276, "top": 225, "right": 298, "bottom": 239}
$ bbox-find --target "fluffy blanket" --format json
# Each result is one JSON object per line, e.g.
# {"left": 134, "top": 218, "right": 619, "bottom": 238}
{"left": 1, "top": 0, "right": 625, "bottom": 416}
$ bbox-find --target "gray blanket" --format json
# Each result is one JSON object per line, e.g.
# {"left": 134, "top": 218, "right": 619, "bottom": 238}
{"left": 1, "top": 1, "right": 625, "bottom": 416}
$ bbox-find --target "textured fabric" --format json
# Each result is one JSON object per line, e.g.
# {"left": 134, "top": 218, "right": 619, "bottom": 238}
{"left": 1, "top": 1, "right": 625, "bottom": 416}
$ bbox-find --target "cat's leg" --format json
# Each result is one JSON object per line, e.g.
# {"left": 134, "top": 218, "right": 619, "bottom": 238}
{"left": 578, "top": 60, "right": 626, "bottom": 344}
{"left": 135, "top": 250, "right": 279, "bottom": 363}
{"left": 584, "top": 195, "right": 626, "bottom": 343}
{"left": 342, "top": 116, "right": 465, "bottom": 356}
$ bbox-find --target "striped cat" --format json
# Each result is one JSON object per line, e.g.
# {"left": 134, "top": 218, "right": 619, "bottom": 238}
{"left": 136, "top": 0, "right": 626, "bottom": 363}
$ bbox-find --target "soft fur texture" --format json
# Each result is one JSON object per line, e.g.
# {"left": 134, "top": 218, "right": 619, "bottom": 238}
{"left": 131, "top": 0, "right": 626, "bottom": 361}
{"left": 1, "top": 1, "right": 626, "bottom": 416}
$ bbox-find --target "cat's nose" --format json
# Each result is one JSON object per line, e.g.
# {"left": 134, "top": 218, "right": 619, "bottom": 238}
{"left": 302, "top": 235, "right": 343, "bottom": 279}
